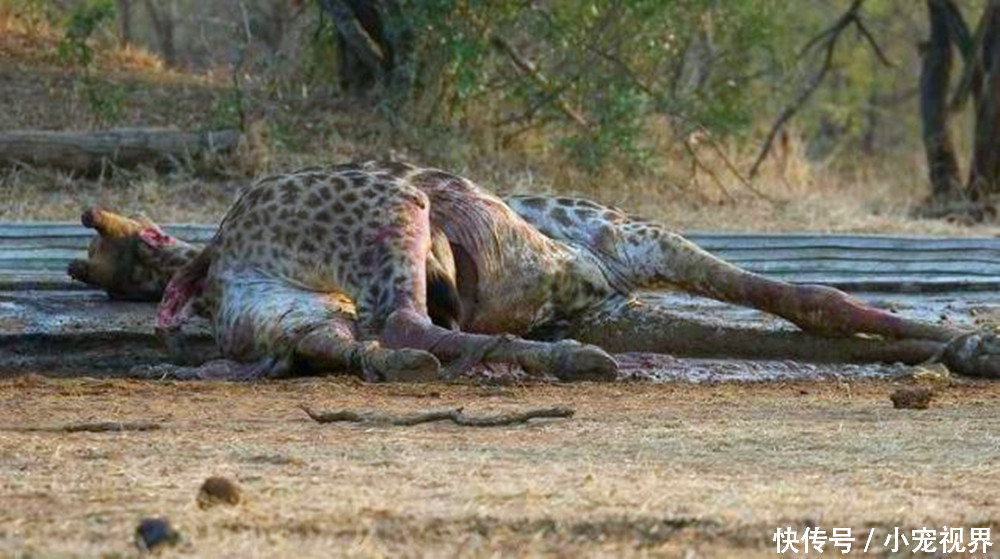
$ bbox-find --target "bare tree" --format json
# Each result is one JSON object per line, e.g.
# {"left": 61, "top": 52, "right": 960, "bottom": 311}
{"left": 314, "top": 0, "right": 413, "bottom": 94}
{"left": 969, "top": 0, "right": 1000, "bottom": 200}
{"left": 920, "top": 0, "right": 962, "bottom": 201}
{"left": 918, "top": 0, "right": 1000, "bottom": 219}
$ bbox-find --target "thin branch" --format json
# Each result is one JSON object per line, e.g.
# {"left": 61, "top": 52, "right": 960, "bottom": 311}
{"left": 750, "top": 36, "right": 838, "bottom": 178}
{"left": 684, "top": 139, "right": 735, "bottom": 203}
{"left": 2, "top": 421, "right": 162, "bottom": 433}
{"left": 941, "top": 0, "right": 976, "bottom": 57}
{"left": 300, "top": 405, "right": 575, "bottom": 427}
{"left": 236, "top": 0, "right": 252, "bottom": 44}
{"left": 797, "top": 0, "right": 863, "bottom": 59}
{"left": 852, "top": 17, "right": 894, "bottom": 67}
{"left": 696, "top": 126, "right": 777, "bottom": 203}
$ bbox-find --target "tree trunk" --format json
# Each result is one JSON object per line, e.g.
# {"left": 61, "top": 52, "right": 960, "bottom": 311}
{"left": 969, "top": 0, "right": 1000, "bottom": 199}
{"left": 316, "top": 0, "right": 412, "bottom": 94}
{"left": 0, "top": 128, "right": 240, "bottom": 174}
{"left": 143, "top": 0, "right": 177, "bottom": 66}
{"left": 921, "top": 0, "right": 963, "bottom": 201}
{"left": 117, "top": 0, "right": 133, "bottom": 46}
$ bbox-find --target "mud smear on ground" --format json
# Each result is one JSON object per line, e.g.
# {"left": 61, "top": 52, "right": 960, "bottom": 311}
{"left": 3, "top": 288, "right": 995, "bottom": 382}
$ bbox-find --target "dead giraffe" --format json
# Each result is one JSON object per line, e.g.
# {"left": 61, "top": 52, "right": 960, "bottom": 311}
{"left": 70, "top": 161, "right": 1000, "bottom": 380}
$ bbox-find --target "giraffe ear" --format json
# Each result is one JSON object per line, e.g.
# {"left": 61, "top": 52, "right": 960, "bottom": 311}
{"left": 138, "top": 224, "right": 176, "bottom": 248}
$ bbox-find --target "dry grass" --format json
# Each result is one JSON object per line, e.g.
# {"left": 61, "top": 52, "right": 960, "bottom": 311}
{"left": 2, "top": 376, "right": 1000, "bottom": 557}
{"left": 0, "top": 4, "right": 198, "bottom": 81}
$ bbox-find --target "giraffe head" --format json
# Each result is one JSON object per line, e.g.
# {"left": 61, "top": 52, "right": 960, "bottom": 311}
{"left": 67, "top": 207, "right": 201, "bottom": 301}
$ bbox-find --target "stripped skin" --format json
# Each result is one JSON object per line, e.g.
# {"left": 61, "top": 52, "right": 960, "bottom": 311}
{"left": 71, "top": 162, "right": 1000, "bottom": 379}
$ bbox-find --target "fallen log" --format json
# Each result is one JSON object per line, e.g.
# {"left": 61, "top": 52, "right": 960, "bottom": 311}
{"left": 300, "top": 405, "right": 575, "bottom": 426}
{"left": 0, "top": 127, "right": 240, "bottom": 174}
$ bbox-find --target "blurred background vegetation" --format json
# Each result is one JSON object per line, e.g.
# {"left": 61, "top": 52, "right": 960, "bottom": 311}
{"left": 0, "top": 0, "right": 996, "bottom": 234}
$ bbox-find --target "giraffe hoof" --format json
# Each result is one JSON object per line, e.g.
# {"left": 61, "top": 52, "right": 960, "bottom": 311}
{"left": 943, "top": 332, "right": 1000, "bottom": 378}
{"left": 377, "top": 349, "right": 442, "bottom": 382}
{"left": 551, "top": 340, "right": 619, "bottom": 382}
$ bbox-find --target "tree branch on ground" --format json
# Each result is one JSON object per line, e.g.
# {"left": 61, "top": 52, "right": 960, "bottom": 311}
{"left": 300, "top": 404, "right": 575, "bottom": 427}
{"left": 2, "top": 421, "right": 162, "bottom": 433}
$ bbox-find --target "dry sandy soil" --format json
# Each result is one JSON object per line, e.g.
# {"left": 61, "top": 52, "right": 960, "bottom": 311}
{"left": 2, "top": 376, "right": 1000, "bottom": 557}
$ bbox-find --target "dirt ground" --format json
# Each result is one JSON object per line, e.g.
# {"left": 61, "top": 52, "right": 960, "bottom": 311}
{"left": 1, "top": 376, "right": 999, "bottom": 557}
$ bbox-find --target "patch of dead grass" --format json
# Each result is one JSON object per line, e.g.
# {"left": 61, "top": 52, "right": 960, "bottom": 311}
{"left": 0, "top": 7, "right": 202, "bottom": 82}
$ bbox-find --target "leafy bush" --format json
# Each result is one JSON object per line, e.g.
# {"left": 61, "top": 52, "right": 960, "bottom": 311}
{"left": 376, "top": 1, "right": 786, "bottom": 169}
{"left": 57, "top": 0, "right": 116, "bottom": 67}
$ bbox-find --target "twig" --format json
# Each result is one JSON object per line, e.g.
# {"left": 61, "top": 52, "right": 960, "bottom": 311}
{"left": 796, "top": 0, "right": 868, "bottom": 60}
{"left": 683, "top": 139, "right": 735, "bottom": 203}
{"left": 2, "top": 421, "right": 162, "bottom": 433}
{"left": 695, "top": 126, "right": 777, "bottom": 203}
{"left": 300, "top": 405, "right": 574, "bottom": 427}
{"left": 853, "top": 17, "right": 894, "bottom": 67}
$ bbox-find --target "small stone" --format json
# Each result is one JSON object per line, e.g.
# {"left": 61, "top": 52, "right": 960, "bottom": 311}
{"left": 135, "top": 517, "right": 180, "bottom": 551}
{"left": 197, "top": 476, "right": 242, "bottom": 509}
{"left": 890, "top": 386, "right": 934, "bottom": 410}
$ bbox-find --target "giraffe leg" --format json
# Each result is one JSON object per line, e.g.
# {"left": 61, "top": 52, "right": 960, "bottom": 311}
{"left": 509, "top": 198, "right": 967, "bottom": 343}
{"left": 380, "top": 308, "right": 618, "bottom": 381}
{"left": 565, "top": 298, "right": 1000, "bottom": 378}
{"left": 619, "top": 226, "right": 967, "bottom": 342}
{"left": 356, "top": 188, "right": 617, "bottom": 381}
{"left": 158, "top": 267, "right": 442, "bottom": 381}
{"left": 294, "top": 323, "right": 441, "bottom": 382}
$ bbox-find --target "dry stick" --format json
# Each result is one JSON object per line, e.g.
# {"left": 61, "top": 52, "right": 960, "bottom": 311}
{"left": 300, "top": 405, "right": 575, "bottom": 427}
{"left": 695, "top": 126, "right": 777, "bottom": 203}
{"left": 683, "top": 139, "right": 735, "bottom": 203}
{"left": 748, "top": 0, "right": 893, "bottom": 178}
{"left": 853, "top": 17, "right": 894, "bottom": 67}
{"left": 1, "top": 421, "right": 162, "bottom": 433}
